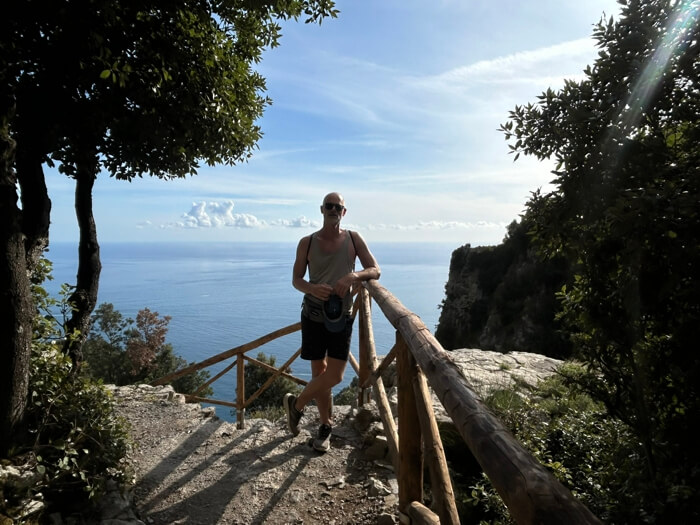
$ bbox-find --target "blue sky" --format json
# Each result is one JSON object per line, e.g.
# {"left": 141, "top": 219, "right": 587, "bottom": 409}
{"left": 45, "top": 0, "right": 621, "bottom": 246}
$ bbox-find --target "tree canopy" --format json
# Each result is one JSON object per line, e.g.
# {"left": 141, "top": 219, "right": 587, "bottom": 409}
{"left": 501, "top": 0, "right": 699, "bottom": 519}
{"left": 4, "top": 0, "right": 339, "bottom": 179}
{"left": 0, "top": 0, "right": 337, "bottom": 455}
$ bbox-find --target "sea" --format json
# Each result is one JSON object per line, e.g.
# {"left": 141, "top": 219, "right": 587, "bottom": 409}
{"left": 44, "top": 241, "right": 457, "bottom": 421}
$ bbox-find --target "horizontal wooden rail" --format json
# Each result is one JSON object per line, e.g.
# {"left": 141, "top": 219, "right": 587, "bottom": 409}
{"left": 152, "top": 322, "right": 300, "bottom": 386}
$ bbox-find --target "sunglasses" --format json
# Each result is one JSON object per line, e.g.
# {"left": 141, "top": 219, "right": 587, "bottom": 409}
{"left": 323, "top": 202, "right": 345, "bottom": 212}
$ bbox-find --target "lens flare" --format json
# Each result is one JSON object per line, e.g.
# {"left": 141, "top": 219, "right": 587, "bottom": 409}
{"left": 620, "top": 0, "right": 699, "bottom": 132}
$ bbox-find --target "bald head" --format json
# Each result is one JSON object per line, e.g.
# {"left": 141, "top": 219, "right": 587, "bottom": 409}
{"left": 323, "top": 192, "right": 345, "bottom": 206}
{"left": 320, "top": 192, "right": 347, "bottom": 222}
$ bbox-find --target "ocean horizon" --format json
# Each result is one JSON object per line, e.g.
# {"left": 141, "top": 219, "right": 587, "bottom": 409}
{"left": 44, "top": 241, "right": 458, "bottom": 421}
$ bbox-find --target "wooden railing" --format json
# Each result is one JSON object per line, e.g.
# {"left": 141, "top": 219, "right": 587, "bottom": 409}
{"left": 152, "top": 281, "right": 601, "bottom": 525}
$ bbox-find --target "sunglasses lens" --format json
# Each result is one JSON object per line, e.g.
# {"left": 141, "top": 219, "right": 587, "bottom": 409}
{"left": 324, "top": 203, "right": 343, "bottom": 211}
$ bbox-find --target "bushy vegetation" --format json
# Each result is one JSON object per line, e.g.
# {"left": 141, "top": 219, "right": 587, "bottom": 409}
{"left": 333, "top": 377, "right": 360, "bottom": 406}
{"left": 23, "top": 347, "right": 133, "bottom": 511}
{"left": 438, "top": 2, "right": 699, "bottom": 521}
{"left": 81, "top": 302, "right": 213, "bottom": 397}
{"left": 0, "top": 259, "right": 132, "bottom": 522}
{"left": 456, "top": 365, "right": 641, "bottom": 523}
{"left": 243, "top": 352, "right": 301, "bottom": 421}
{"left": 499, "top": 1, "right": 700, "bottom": 520}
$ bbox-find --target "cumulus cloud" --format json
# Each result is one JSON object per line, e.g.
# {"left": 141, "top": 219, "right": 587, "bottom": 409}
{"left": 270, "top": 216, "right": 321, "bottom": 228}
{"left": 160, "top": 201, "right": 320, "bottom": 230}
{"left": 173, "top": 201, "right": 263, "bottom": 229}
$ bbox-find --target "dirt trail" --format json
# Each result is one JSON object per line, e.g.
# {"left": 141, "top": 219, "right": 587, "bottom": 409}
{"left": 113, "top": 386, "right": 398, "bottom": 525}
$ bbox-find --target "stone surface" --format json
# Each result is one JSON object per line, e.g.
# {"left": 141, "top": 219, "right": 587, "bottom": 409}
{"left": 109, "top": 385, "right": 398, "bottom": 525}
{"left": 447, "top": 348, "right": 562, "bottom": 394}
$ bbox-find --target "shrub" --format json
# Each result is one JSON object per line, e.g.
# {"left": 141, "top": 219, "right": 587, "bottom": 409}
{"left": 461, "top": 366, "right": 645, "bottom": 523}
{"left": 1, "top": 260, "right": 133, "bottom": 521}
{"left": 333, "top": 377, "right": 359, "bottom": 406}
{"left": 243, "top": 352, "right": 301, "bottom": 420}
{"left": 81, "top": 303, "right": 213, "bottom": 397}
{"left": 26, "top": 347, "right": 132, "bottom": 504}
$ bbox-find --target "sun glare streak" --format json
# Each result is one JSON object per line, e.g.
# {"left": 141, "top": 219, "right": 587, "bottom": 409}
{"left": 620, "top": 0, "right": 700, "bottom": 132}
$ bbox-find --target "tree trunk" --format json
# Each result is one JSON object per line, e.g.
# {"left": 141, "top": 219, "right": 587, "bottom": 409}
{"left": 17, "top": 149, "right": 51, "bottom": 271}
{"left": 0, "top": 115, "right": 31, "bottom": 456}
{"left": 0, "top": 225, "right": 32, "bottom": 457}
{"left": 0, "top": 100, "right": 51, "bottom": 456}
{"left": 63, "top": 159, "right": 101, "bottom": 370}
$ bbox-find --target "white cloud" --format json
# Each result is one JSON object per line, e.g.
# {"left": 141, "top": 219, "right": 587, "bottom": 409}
{"left": 424, "top": 38, "right": 595, "bottom": 91}
{"left": 155, "top": 201, "right": 507, "bottom": 236}
{"left": 159, "top": 202, "right": 321, "bottom": 230}
{"left": 270, "top": 216, "right": 321, "bottom": 228}
{"left": 166, "top": 201, "right": 264, "bottom": 229}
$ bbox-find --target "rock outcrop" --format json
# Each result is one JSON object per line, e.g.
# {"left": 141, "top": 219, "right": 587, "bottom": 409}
{"left": 435, "top": 222, "right": 572, "bottom": 359}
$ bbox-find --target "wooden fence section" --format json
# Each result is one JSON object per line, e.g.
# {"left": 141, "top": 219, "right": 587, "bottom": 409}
{"left": 151, "top": 322, "right": 306, "bottom": 427}
{"left": 362, "top": 280, "right": 601, "bottom": 525}
{"left": 150, "top": 281, "right": 601, "bottom": 525}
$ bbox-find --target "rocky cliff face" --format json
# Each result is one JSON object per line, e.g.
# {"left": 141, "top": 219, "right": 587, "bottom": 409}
{"left": 435, "top": 222, "right": 572, "bottom": 359}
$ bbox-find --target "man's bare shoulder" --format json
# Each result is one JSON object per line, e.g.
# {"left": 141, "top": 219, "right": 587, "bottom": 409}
{"left": 297, "top": 232, "right": 315, "bottom": 246}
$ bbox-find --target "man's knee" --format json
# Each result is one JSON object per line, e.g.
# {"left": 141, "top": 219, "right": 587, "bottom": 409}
{"left": 311, "top": 359, "right": 327, "bottom": 378}
{"left": 325, "top": 360, "right": 346, "bottom": 385}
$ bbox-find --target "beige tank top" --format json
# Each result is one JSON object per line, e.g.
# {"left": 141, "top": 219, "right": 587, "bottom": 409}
{"left": 304, "top": 231, "right": 356, "bottom": 314}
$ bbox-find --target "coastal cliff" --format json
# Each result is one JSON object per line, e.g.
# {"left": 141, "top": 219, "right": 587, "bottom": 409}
{"left": 435, "top": 221, "right": 572, "bottom": 359}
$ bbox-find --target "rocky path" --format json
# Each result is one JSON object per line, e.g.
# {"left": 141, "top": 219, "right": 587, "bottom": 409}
{"left": 107, "top": 349, "right": 562, "bottom": 524}
{"left": 111, "top": 385, "right": 399, "bottom": 525}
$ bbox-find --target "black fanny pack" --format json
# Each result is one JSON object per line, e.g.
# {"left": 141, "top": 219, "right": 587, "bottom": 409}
{"left": 301, "top": 299, "right": 324, "bottom": 323}
{"left": 302, "top": 297, "right": 352, "bottom": 333}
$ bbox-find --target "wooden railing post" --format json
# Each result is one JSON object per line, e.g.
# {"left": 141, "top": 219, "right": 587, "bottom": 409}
{"left": 236, "top": 352, "right": 245, "bottom": 429}
{"left": 397, "top": 333, "right": 423, "bottom": 513}
{"left": 357, "top": 288, "right": 372, "bottom": 406}
{"left": 358, "top": 289, "right": 399, "bottom": 466}
{"left": 413, "top": 364, "right": 460, "bottom": 525}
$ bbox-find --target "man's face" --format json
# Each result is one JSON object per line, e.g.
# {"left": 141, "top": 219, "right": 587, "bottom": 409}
{"left": 321, "top": 196, "right": 346, "bottom": 222}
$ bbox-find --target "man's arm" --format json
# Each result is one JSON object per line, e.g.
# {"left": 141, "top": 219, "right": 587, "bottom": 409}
{"left": 352, "top": 231, "right": 381, "bottom": 281}
{"left": 334, "top": 231, "right": 380, "bottom": 297}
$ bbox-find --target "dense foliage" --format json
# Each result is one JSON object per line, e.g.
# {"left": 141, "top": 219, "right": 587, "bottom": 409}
{"left": 461, "top": 366, "right": 642, "bottom": 524}
{"left": 499, "top": 0, "right": 700, "bottom": 520}
{"left": 82, "top": 303, "right": 213, "bottom": 396}
{"left": 0, "top": 260, "right": 132, "bottom": 522}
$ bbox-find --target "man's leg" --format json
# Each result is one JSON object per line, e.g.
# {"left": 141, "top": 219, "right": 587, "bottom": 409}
{"left": 308, "top": 358, "right": 331, "bottom": 425}
{"left": 295, "top": 357, "right": 347, "bottom": 425}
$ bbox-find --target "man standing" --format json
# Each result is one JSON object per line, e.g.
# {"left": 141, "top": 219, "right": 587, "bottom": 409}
{"left": 284, "top": 192, "right": 380, "bottom": 452}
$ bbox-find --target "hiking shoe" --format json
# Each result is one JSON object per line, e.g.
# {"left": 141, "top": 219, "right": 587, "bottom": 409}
{"left": 313, "top": 423, "right": 332, "bottom": 452}
{"left": 283, "top": 393, "right": 303, "bottom": 436}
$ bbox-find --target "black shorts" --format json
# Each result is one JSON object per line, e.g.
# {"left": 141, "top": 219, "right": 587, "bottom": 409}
{"left": 300, "top": 312, "right": 354, "bottom": 361}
